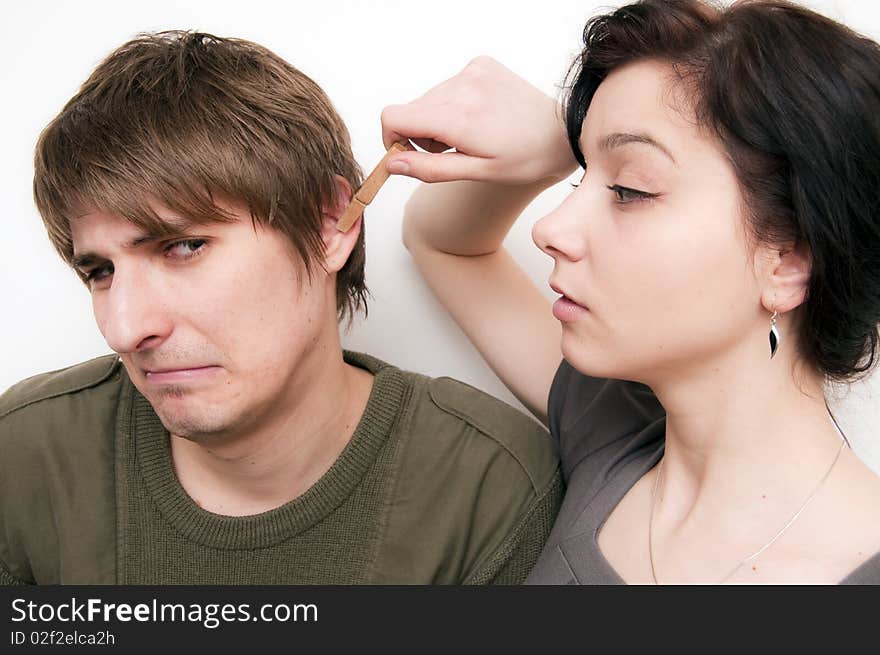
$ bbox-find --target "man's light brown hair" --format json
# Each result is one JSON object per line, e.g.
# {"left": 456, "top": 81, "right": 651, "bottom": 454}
{"left": 34, "top": 30, "right": 367, "bottom": 321}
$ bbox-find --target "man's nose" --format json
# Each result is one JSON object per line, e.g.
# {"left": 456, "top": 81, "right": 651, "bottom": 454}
{"left": 97, "top": 267, "right": 173, "bottom": 354}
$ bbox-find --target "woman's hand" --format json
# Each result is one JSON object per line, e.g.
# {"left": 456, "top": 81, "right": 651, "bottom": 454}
{"left": 390, "top": 57, "right": 568, "bottom": 422}
{"left": 381, "top": 56, "right": 577, "bottom": 185}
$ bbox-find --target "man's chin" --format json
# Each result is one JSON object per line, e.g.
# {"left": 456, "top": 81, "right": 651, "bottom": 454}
{"left": 150, "top": 398, "right": 232, "bottom": 442}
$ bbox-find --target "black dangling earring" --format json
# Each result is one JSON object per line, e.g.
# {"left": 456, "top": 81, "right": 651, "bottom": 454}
{"left": 769, "top": 310, "right": 780, "bottom": 359}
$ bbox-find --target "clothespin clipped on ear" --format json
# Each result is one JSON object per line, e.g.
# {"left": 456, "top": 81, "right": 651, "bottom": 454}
{"left": 336, "top": 141, "right": 408, "bottom": 232}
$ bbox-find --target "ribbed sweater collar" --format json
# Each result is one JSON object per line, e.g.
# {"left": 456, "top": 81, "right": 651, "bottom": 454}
{"left": 127, "top": 350, "right": 408, "bottom": 550}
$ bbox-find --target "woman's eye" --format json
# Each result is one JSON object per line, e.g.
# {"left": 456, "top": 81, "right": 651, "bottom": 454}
{"left": 607, "top": 184, "right": 657, "bottom": 204}
{"left": 165, "top": 238, "right": 207, "bottom": 259}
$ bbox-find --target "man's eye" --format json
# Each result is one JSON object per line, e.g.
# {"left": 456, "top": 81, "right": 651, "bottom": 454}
{"left": 86, "top": 262, "right": 114, "bottom": 283}
{"left": 165, "top": 239, "right": 207, "bottom": 259}
{"left": 607, "top": 184, "right": 658, "bottom": 204}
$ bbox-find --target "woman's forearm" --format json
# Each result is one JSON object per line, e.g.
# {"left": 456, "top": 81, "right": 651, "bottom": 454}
{"left": 402, "top": 178, "right": 556, "bottom": 257}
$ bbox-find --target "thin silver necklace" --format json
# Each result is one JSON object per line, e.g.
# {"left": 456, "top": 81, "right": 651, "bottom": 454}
{"left": 647, "top": 434, "right": 847, "bottom": 585}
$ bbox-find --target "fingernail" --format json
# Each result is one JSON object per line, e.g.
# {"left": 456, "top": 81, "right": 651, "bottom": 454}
{"left": 387, "top": 158, "right": 410, "bottom": 175}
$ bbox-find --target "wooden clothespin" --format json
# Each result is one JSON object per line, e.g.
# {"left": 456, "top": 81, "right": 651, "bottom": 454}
{"left": 336, "top": 141, "right": 408, "bottom": 232}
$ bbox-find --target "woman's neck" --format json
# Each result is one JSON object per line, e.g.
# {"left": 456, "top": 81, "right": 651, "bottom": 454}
{"left": 648, "top": 344, "right": 843, "bottom": 523}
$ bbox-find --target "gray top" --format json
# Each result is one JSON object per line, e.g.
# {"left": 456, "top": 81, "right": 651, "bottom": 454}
{"left": 526, "top": 360, "right": 880, "bottom": 585}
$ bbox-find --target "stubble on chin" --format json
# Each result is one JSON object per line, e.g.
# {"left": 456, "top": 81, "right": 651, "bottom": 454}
{"left": 148, "top": 388, "right": 229, "bottom": 443}
{"left": 154, "top": 385, "right": 188, "bottom": 399}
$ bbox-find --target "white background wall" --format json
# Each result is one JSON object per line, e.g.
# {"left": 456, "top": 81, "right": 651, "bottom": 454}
{"left": 1, "top": 0, "right": 878, "bottom": 471}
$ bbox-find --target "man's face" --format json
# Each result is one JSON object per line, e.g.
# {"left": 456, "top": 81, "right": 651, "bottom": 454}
{"left": 70, "top": 200, "right": 337, "bottom": 443}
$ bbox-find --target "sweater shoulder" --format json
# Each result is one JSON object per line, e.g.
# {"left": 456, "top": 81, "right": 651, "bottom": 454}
{"left": 0, "top": 354, "right": 123, "bottom": 487}
{"left": 0, "top": 354, "right": 121, "bottom": 419}
{"left": 0, "top": 355, "right": 122, "bottom": 584}
{"left": 372, "top": 371, "right": 560, "bottom": 583}
{"left": 417, "top": 375, "right": 558, "bottom": 493}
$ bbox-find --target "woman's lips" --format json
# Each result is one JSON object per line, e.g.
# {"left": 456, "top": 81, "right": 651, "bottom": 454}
{"left": 552, "top": 296, "right": 589, "bottom": 322}
{"left": 549, "top": 281, "right": 589, "bottom": 321}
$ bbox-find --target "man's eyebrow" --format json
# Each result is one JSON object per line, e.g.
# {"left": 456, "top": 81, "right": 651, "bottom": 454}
{"left": 71, "top": 253, "right": 102, "bottom": 270}
{"left": 71, "top": 221, "right": 193, "bottom": 269}
{"left": 598, "top": 132, "right": 677, "bottom": 163}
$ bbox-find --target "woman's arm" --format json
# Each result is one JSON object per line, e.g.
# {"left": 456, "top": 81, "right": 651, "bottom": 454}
{"left": 382, "top": 57, "right": 578, "bottom": 422}
{"left": 401, "top": 180, "right": 562, "bottom": 423}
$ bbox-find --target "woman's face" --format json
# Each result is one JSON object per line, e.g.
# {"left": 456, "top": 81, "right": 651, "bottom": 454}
{"left": 532, "top": 59, "right": 765, "bottom": 384}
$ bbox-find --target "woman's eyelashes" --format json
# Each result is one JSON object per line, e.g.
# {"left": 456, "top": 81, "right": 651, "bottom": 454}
{"left": 569, "top": 168, "right": 588, "bottom": 189}
{"left": 567, "top": 179, "right": 659, "bottom": 205}
{"left": 606, "top": 184, "right": 659, "bottom": 204}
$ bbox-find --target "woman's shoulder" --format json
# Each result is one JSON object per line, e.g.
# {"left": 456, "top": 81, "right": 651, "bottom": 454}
{"left": 547, "top": 361, "right": 666, "bottom": 481}
{"left": 777, "top": 448, "right": 880, "bottom": 584}
{"left": 548, "top": 361, "right": 665, "bottom": 432}
{"left": 829, "top": 451, "right": 880, "bottom": 583}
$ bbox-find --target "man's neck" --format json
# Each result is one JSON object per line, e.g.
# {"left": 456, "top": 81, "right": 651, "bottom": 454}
{"left": 169, "top": 350, "right": 375, "bottom": 516}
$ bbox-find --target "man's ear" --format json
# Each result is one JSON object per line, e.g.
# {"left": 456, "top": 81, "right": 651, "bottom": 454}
{"left": 321, "top": 175, "right": 359, "bottom": 273}
{"left": 757, "top": 240, "right": 812, "bottom": 313}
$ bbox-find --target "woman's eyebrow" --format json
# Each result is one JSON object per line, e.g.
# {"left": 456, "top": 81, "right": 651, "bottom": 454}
{"left": 599, "top": 131, "right": 677, "bottom": 163}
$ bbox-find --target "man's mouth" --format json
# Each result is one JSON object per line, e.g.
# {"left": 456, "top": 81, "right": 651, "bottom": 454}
{"left": 143, "top": 365, "right": 222, "bottom": 384}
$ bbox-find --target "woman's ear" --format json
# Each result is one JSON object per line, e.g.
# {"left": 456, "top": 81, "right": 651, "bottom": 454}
{"left": 321, "top": 175, "right": 359, "bottom": 273}
{"left": 758, "top": 240, "right": 812, "bottom": 313}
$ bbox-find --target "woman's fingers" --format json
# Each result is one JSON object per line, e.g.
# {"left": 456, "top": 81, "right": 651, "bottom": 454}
{"left": 381, "top": 55, "right": 575, "bottom": 184}
{"left": 386, "top": 150, "right": 489, "bottom": 183}
{"left": 381, "top": 103, "right": 452, "bottom": 152}
{"left": 382, "top": 101, "right": 483, "bottom": 181}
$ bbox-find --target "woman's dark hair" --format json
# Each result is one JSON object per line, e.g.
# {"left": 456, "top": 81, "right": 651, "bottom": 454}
{"left": 564, "top": 0, "right": 880, "bottom": 381}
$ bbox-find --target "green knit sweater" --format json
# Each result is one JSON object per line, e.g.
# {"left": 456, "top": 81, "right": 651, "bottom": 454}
{"left": 0, "top": 351, "right": 562, "bottom": 584}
